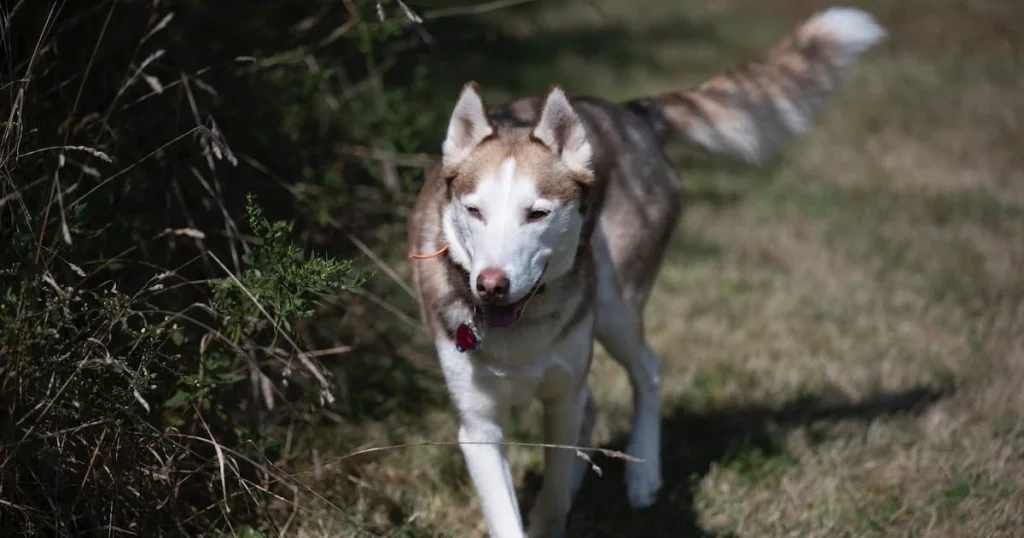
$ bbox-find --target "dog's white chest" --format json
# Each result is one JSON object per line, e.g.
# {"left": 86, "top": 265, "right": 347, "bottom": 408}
{"left": 437, "top": 317, "right": 593, "bottom": 412}
{"left": 474, "top": 350, "right": 577, "bottom": 405}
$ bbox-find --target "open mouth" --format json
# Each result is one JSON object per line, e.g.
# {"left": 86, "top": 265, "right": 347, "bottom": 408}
{"left": 477, "top": 277, "right": 545, "bottom": 329}
{"left": 479, "top": 299, "right": 527, "bottom": 328}
{"left": 476, "top": 264, "right": 547, "bottom": 329}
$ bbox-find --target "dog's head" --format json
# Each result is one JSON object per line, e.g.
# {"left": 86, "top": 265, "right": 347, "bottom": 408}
{"left": 440, "top": 82, "right": 594, "bottom": 328}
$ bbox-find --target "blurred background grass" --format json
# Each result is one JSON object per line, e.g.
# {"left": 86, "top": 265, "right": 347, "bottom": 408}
{"left": 2, "top": 0, "right": 1022, "bottom": 536}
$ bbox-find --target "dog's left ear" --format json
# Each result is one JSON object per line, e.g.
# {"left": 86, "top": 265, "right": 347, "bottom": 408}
{"left": 532, "top": 86, "right": 593, "bottom": 180}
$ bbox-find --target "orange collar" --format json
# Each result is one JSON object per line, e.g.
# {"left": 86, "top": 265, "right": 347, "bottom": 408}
{"left": 409, "top": 245, "right": 448, "bottom": 260}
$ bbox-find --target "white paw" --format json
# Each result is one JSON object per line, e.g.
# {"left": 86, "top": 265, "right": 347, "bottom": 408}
{"left": 625, "top": 440, "right": 661, "bottom": 509}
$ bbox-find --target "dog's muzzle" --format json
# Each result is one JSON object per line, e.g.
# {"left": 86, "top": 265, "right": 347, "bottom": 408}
{"left": 476, "top": 276, "right": 546, "bottom": 328}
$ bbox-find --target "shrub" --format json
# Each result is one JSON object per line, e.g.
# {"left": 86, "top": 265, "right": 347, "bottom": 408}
{"left": 0, "top": 0, "right": 434, "bottom": 534}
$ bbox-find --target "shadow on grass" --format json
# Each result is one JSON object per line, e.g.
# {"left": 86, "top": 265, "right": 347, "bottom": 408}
{"left": 519, "top": 385, "right": 949, "bottom": 537}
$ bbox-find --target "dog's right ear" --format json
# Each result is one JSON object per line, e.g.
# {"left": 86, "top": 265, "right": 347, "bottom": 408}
{"left": 442, "top": 81, "right": 494, "bottom": 169}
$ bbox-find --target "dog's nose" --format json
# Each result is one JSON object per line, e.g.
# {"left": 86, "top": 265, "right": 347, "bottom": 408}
{"left": 476, "top": 268, "right": 510, "bottom": 300}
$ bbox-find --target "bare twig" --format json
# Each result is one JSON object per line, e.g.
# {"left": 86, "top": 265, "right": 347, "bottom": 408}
{"left": 337, "top": 144, "right": 439, "bottom": 168}
{"left": 345, "top": 232, "right": 415, "bottom": 298}
{"left": 306, "top": 346, "right": 353, "bottom": 358}
{"left": 70, "top": 127, "right": 201, "bottom": 207}
{"left": 196, "top": 410, "right": 231, "bottom": 514}
{"left": 348, "top": 287, "right": 424, "bottom": 333}
{"left": 36, "top": 0, "right": 111, "bottom": 264}
{"left": 423, "top": 0, "right": 541, "bottom": 20}
{"left": 296, "top": 439, "right": 641, "bottom": 483}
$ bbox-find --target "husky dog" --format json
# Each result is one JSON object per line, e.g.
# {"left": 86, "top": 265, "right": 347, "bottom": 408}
{"left": 407, "top": 7, "right": 885, "bottom": 537}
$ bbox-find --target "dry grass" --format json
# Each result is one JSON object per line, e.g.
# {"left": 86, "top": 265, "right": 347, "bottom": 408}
{"left": 287, "top": 0, "right": 1024, "bottom": 536}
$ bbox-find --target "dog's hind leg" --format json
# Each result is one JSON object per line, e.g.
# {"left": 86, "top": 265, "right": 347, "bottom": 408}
{"left": 569, "top": 386, "right": 597, "bottom": 501}
{"left": 528, "top": 313, "right": 597, "bottom": 538}
{"left": 526, "top": 386, "right": 588, "bottom": 538}
{"left": 592, "top": 234, "right": 663, "bottom": 509}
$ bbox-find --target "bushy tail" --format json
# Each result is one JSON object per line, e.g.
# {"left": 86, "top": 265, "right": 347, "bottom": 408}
{"left": 625, "top": 7, "right": 886, "bottom": 164}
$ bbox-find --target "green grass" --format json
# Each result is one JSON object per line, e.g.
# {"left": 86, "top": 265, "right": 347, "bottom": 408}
{"left": 287, "top": 0, "right": 1024, "bottom": 536}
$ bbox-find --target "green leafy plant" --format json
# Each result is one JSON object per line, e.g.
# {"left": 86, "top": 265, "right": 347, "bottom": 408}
{"left": 163, "top": 195, "right": 373, "bottom": 430}
{"left": 211, "top": 194, "right": 373, "bottom": 343}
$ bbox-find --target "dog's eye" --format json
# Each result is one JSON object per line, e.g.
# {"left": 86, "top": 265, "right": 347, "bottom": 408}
{"left": 465, "top": 206, "right": 482, "bottom": 220}
{"left": 526, "top": 209, "right": 550, "bottom": 222}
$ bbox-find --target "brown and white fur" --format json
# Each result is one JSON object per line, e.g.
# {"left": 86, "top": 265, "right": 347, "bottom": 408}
{"left": 407, "top": 7, "right": 886, "bottom": 538}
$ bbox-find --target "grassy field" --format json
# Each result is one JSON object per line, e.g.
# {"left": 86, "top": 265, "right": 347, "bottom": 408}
{"left": 288, "top": 0, "right": 1024, "bottom": 536}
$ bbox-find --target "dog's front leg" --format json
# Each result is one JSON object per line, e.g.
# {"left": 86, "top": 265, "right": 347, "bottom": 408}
{"left": 439, "top": 339, "right": 525, "bottom": 538}
{"left": 459, "top": 412, "right": 525, "bottom": 538}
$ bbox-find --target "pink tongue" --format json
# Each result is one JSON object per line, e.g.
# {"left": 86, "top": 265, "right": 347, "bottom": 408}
{"left": 482, "top": 304, "right": 521, "bottom": 328}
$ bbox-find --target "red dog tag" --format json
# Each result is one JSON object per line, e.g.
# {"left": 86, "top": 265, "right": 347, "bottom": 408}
{"left": 455, "top": 322, "right": 481, "bottom": 353}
